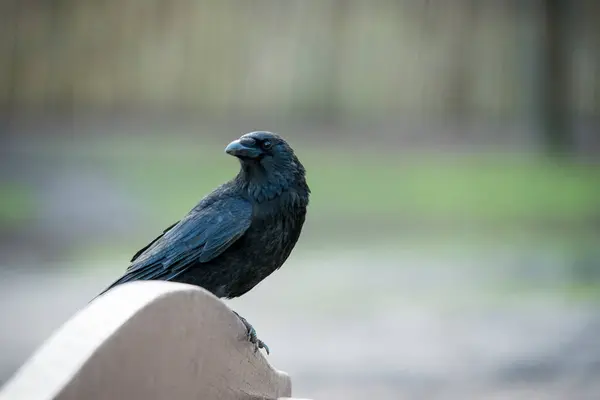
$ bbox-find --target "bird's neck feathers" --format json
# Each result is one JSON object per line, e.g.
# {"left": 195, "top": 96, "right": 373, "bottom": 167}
{"left": 236, "top": 155, "right": 307, "bottom": 204}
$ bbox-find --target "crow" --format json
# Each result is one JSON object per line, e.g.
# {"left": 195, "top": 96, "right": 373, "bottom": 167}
{"left": 95, "top": 131, "right": 310, "bottom": 353}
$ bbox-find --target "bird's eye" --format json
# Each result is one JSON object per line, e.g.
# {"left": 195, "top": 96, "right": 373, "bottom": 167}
{"left": 262, "top": 140, "right": 272, "bottom": 150}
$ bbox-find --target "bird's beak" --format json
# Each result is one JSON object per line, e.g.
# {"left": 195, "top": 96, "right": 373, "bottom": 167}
{"left": 225, "top": 139, "right": 262, "bottom": 159}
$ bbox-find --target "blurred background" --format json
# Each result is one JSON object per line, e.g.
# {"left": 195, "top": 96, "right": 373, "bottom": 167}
{"left": 1, "top": 1, "right": 599, "bottom": 398}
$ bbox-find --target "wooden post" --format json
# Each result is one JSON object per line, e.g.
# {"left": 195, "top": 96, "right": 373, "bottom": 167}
{"left": 0, "top": 281, "right": 306, "bottom": 400}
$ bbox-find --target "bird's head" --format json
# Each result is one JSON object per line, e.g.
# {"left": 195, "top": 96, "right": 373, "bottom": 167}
{"left": 225, "top": 131, "right": 300, "bottom": 171}
{"left": 225, "top": 131, "right": 308, "bottom": 202}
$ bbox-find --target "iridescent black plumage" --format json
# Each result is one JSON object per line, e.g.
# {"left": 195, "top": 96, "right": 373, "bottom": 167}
{"left": 96, "top": 131, "right": 310, "bottom": 353}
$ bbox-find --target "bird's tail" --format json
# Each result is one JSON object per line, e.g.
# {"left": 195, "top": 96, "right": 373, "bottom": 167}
{"left": 89, "top": 279, "right": 121, "bottom": 303}
{"left": 89, "top": 271, "right": 140, "bottom": 303}
{"left": 90, "top": 261, "right": 187, "bottom": 303}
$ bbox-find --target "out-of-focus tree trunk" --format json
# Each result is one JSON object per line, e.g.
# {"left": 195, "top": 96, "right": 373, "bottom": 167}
{"left": 589, "top": 0, "right": 600, "bottom": 118}
{"left": 444, "top": 0, "right": 478, "bottom": 120}
{"left": 540, "top": 0, "right": 572, "bottom": 155}
{"left": 0, "top": 0, "right": 20, "bottom": 137}
{"left": 2, "top": 0, "right": 19, "bottom": 113}
{"left": 317, "top": 0, "right": 349, "bottom": 124}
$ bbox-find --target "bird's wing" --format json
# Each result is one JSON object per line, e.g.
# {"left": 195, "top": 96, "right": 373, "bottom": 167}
{"left": 99, "top": 197, "right": 252, "bottom": 293}
{"left": 130, "top": 221, "right": 179, "bottom": 262}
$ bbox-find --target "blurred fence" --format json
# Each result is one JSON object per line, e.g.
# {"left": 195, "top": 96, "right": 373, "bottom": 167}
{"left": 1, "top": 0, "right": 599, "bottom": 120}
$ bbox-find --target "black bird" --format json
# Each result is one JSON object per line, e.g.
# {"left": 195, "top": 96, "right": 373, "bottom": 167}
{"left": 95, "top": 131, "right": 310, "bottom": 353}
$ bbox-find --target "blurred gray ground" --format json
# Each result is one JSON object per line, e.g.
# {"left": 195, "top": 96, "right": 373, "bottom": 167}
{"left": 1, "top": 254, "right": 600, "bottom": 399}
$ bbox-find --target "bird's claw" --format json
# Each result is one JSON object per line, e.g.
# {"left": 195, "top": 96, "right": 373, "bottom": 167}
{"left": 234, "top": 311, "right": 270, "bottom": 355}
{"left": 246, "top": 327, "right": 270, "bottom": 354}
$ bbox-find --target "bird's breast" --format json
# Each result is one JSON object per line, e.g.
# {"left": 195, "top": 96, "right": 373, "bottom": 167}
{"left": 245, "top": 205, "right": 304, "bottom": 259}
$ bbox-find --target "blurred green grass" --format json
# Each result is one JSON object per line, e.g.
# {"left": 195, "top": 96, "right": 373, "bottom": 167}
{"left": 3, "top": 134, "right": 599, "bottom": 305}
{"left": 0, "top": 184, "right": 36, "bottom": 227}
{"left": 97, "top": 144, "right": 599, "bottom": 224}
{"left": 2, "top": 133, "right": 600, "bottom": 226}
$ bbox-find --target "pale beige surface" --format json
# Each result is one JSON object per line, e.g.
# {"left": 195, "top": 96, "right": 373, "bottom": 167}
{"left": 0, "top": 281, "right": 297, "bottom": 400}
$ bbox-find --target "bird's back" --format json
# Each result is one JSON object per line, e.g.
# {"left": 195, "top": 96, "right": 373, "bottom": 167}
{"left": 99, "top": 181, "right": 307, "bottom": 299}
{"left": 173, "top": 186, "right": 307, "bottom": 298}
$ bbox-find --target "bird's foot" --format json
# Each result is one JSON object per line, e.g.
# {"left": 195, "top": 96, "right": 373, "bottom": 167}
{"left": 233, "top": 311, "right": 270, "bottom": 355}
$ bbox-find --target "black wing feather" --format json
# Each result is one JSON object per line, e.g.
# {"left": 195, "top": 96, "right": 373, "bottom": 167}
{"left": 130, "top": 221, "right": 179, "bottom": 262}
{"left": 96, "top": 197, "right": 252, "bottom": 297}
